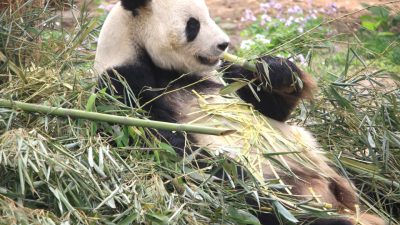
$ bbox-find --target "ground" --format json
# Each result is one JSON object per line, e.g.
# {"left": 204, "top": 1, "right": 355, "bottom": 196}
{"left": 206, "top": 0, "right": 398, "bottom": 45}
{"left": 86, "top": 0, "right": 397, "bottom": 45}
{"left": 96, "top": 0, "right": 390, "bottom": 17}
{"left": 206, "top": 0, "right": 390, "bottom": 21}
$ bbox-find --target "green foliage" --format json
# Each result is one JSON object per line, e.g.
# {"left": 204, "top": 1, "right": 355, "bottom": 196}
{"left": 360, "top": 5, "right": 393, "bottom": 31}
{"left": 359, "top": 5, "right": 400, "bottom": 65}
{"left": 238, "top": 15, "right": 326, "bottom": 57}
{"left": 301, "top": 71, "right": 400, "bottom": 221}
{"left": 238, "top": 5, "right": 400, "bottom": 71}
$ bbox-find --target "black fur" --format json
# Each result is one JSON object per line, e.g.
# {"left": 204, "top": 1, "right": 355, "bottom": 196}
{"left": 99, "top": 48, "right": 222, "bottom": 152}
{"left": 249, "top": 203, "right": 354, "bottom": 225}
{"left": 221, "top": 56, "right": 304, "bottom": 121}
{"left": 120, "top": 0, "right": 151, "bottom": 16}
{"left": 255, "top": 211, "right": 354, "bottom": 225}
{"left": 186, "top": 17, "right": 200, "bottom": 42}
{"left": 307, "top": 218, "right": 354, "bottom": 225}
{"left": 99, "top": 52, "right": 307, "bottom": 148}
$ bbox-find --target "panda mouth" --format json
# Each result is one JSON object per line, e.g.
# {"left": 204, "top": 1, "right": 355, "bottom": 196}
{"left": 197, "top": 55, "right": 220, "bottom": 66}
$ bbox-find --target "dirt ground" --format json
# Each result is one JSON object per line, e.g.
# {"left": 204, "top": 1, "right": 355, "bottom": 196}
{"left": 205, "top": 0, "right": 399, "bottom": 45}
{"left": 51, "top": 0, "right": 399, "bottom": 45}
{"left": 206, "top": 0, "right": 393, "bottom": 21}
{"left": 88, "top": 0, "right": 398, "bottom": 45}
{"left": 95, "top": 0, "right": 397, "bottom": 20}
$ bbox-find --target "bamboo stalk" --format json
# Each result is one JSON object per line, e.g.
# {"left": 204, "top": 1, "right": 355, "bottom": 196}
{"left": 0, "top": 99, "right": 235, "bottom": 136}
{"left": 223, "top": 52, "right": 257, "bottom": 72}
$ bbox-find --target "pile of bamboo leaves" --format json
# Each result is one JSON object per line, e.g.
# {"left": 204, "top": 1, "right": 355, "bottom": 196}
{"left": 1, "top": 1, "right": 399, "bottom": 225}
{"left": 0, "top": 2, "right": 318, "bottom": 224}
{"left": 298, "top": 68, "right": 400, "bottom": 222}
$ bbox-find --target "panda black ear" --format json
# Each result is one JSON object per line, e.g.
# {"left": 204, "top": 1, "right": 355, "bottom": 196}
{"left": 121, "top": 0, "right": 151, "bottom": 16}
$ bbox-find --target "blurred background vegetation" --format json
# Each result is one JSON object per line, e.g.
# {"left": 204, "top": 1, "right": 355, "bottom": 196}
{"left": 0, "top": 0, "right": 399, "bottom": 224}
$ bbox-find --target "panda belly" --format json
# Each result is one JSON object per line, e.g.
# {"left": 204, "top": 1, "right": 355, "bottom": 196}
{"left": 170, "top": 87, "right": 358, "bottom": 212}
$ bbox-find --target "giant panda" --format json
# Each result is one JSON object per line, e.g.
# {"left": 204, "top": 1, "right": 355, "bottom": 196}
{"left": 94, "top": 1, "right": 385, "bottom": 224}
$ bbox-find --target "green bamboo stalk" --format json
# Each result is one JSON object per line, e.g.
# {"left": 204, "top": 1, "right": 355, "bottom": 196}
{"left": 223, "top": 52, "right": 257, "bottom": 72}
{"left": 0, "top": 99, "right": 235, "bottom": 136}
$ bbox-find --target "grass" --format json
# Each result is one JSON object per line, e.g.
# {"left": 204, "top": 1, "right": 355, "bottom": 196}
{"left": 0, "top": 1, "right": 399, "bottom": 225}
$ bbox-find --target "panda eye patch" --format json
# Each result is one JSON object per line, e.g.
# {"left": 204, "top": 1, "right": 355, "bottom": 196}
{"left": 186, "top": 17, "right": 200, "bottom": 42}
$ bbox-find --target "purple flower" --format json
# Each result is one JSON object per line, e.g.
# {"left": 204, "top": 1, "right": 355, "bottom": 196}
{"left": 240, "top": 39, "right": 255, "bottom": 50}
{"left": 330, "top": 2, "right": 338, "bottom": 10}
{"left": 285, "top": 16, "right": 294, "bottom": 26}
{"left": 287, "top": 5, "right": 303, "bottom": 15}
{"left": 99, "top": 4, "right": 115, "bottom": 12}
{"left": 325, "top": 2, "right": 338, "bottom": 15}
{"left": 271, "top": 2, "right": 282, "bottom": 10}
{"left": 241, "top": 9, "right": 257, "bottom": 22}
{"left": 296, "top": 54, "right": 307, "bottom": 65}
{"left": 289, "top": 55, "right": 306, "bottom": 65}
{"left": 305, "top": 11, "right": 318, "bottom": 22}
{"left": 255, "top": 34, "right": 271, "bottom": 44}
{"left": 260, "top": 14, "right": 272, "bottom": 26}
{"left": 294, "top": 17, "right": 304, "bottom": 23}
{"left": 266, "top": 0, "right": 283, "bottom": 10}
{"left": 260, "top": 3, "right": 271, "bottom": 12}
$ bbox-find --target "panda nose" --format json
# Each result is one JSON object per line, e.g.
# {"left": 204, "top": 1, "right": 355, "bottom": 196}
{"left": 217, "top": 42, "right": 229, "bottom": 51}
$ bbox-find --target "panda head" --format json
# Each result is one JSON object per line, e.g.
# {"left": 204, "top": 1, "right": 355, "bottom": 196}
{"left": 96, "top": 0, "right": 230, "bottom": 73}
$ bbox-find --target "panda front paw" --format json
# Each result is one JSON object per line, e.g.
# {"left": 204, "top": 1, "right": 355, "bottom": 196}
{"left": 221, "top": 55, "right": 316, "bottom": 121}
{"left": 254, "top": 56, "right": 305, "bottom": 96}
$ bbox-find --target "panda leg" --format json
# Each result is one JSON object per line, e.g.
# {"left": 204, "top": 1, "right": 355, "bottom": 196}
{"left": 308, "top": 218, "right": 354, "bottom": 225}
{"left": 254, "top": 211, "right": 354, "bottom": 225}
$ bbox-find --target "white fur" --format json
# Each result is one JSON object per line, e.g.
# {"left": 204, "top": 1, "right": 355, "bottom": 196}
{"left": 94, "top": 2, "right": 137, "bottom": 74}
{"left": 94, "top": 0, "right": 230, "bottom": 74}
{"left": 143, "top": 0, "right": 230, "bottom": 72}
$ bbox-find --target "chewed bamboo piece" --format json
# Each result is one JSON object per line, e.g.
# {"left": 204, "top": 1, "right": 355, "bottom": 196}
{"left": 223, "top": 52, "right": 258, "bottom": 73}
{"left": 188, "top": 91, "right": 325, "bottom": 194}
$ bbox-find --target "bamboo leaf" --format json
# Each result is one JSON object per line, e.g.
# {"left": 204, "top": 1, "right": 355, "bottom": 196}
{"left": 146, "top": 213, "right": 169, "bottom": 225}
{"left": 117, "top": 212, "right": 138, "bottom": 225}
{"left": 271, "top": 200, "right": 299, "bottom": 224}
{"left": 227, "top": 206, "right": 261, "bottom": 225}
{"left": 86, "top": 93, "right": 97, "bottom": 112}
{"left": 327, "top": 86, "right": 355, "bottom": 112}
{"left": 159, "top": 142, "right": 177, "bottom": 156}
{"left": 220, "top": 81, "right": 248, "bottom": 95}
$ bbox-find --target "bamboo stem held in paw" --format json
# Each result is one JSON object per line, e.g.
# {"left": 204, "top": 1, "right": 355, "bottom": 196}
{"left": 223, "top": 52, "right": 257, "bottom": 72}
